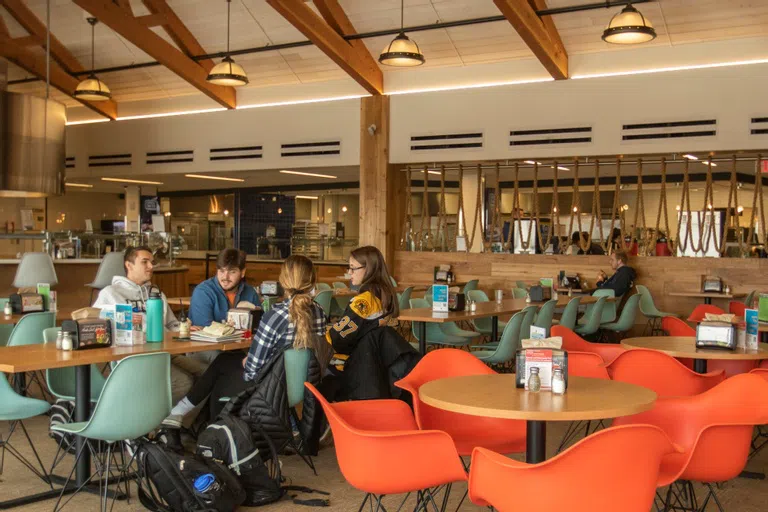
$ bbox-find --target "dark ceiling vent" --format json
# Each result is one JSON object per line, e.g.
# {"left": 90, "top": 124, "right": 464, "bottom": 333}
{"left": 750, "top": 117, "right": 768, "bottom": 135}
{"left": 410, "top": 132, "right": 483, "bottom": 151}
{"left": 65, "top": 156, "right": 75, "bottom": 169}
{"left": 146, "top": 150, "right": 194, "bottom": 165}
{"left": 509, "top": 126, "right": 592, "bottom": 146}
{"left": 88, "top": 153, "right": 131, "bottom": 168}
{"left": 281, "top": 140, "right": 340, "bottom": 157}
{"left": 209, "top": 145, "right": 263, "bottom": 161}
{"left": 621, "top": 119, "right": 716, "bottom": 141}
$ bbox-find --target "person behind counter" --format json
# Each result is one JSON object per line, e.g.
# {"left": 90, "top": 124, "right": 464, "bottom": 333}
{"left": 188, "top": 248, "right": 261, "bottom": 328}
{"left": 595, "top": 250, "right": 636, "bottom": 297}
{"left": 578, "top": 231, "right": 606, "bottom": 256}
{"left": 93, "top": 246, "right": 207, "bottom": 402}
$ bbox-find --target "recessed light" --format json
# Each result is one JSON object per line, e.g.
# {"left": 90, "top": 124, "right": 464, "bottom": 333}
{"left": 185, "top": 174, "right": 245, "bottom": 183}
{"left": 296, "top": 195, "right": 319, "bottom": 200}
{"left": 683, "top": 154, "right": 698, "bottom": 160}
{"left": 703, "top": 162, "right": 717, "bottom": 167}
{"left": 101, "top": 178, "right": 163, "bottom": 185}
{"left": 280, "top": 170, "right": 337, "bottom": 179}
{"left": 65, "top": 183, "right": 94, "bottom": 188}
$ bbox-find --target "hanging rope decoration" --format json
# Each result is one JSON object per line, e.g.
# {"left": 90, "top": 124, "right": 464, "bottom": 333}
{"left": 567, "top": 159, "right": 589, "bottom": 252}
{"left": 400, "top": 166, "right": 413, "bottom": 249}
{"left": 676, "top": 158, "right": 694, "bottom": 253}
{"left": 534, "top": 162, "right": 557, "bottom": 251}
{"left": 418, "top": 166, "right": 430, "bottom": 250}
{"left": 470, "top": 164, "right": 484, "bottom": 252}
{"left": 438, "top": 165, "right": 448, "bottom": 251}
{"left": 517, "top": 162, "right": 536, "bottom": 251}
{"left": 551, "top": 162, "right": 560, "bottom": 245}
{"left": 586, "top": 159, "right": 603, "bottom": 251}
{"left": 652, "top": 157, "right": 675, "bottom": 255}
{"left": 629, "top": 158, "right": 649, "bottom": 253}
{"left": 698, "top": 158, "right": 718, "bottom": 254}
{"left": 746, "top": 155, "right": 767, "bottom": 250}
{"left": 603, "top": 158, "right": 623, "bottom": 253}
{"left": 455, "top": 164, "right": 483, "bottom": 252}
{"left": 486, "top": 163, "right": 502, "bottom": 250}
{"left": 504, "top": 163, "right": 520, "bottom": 250}
{"left": 717, "top": 156, "right": 739, "bottom": 256}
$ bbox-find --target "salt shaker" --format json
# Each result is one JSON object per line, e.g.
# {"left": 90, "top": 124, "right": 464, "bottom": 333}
{"left": 179, "top": 320, "right": 190, "bottom": 338}
{"left": 468, "top": 300, "right": 477, "bottom": 313}
{"left": 56, "top": 330, "right": 64, "bottom": 350}
{"left": 552, "top": 369, "right": 566, "bottom": 395}
{"left": 61, "top": 331, "right": 73, "bottom": 351}
{"left": 527, "top": 367, "right": 541, "bottom": 392}
{"left": 3, "top": 302, "right": 11, "bottom": 316}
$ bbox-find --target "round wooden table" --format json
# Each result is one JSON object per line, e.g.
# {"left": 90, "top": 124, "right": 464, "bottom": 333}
{"left": 419, "top": 375, "right": 657, "bottom": 463}
{"left": 622, "top": 336, "right": 768, "bottom": 373}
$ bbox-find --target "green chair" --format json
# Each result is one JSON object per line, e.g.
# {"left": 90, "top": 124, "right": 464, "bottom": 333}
{"left": 439, "top": 321, "right": 481, "bottom": 340}
{"left": 313, "top": 290, "right": 334, "bottom": 320}
{"left": 0, "top": 298, "right": 12, "bottom": 347}
{"left": 389, "top": 276, "right": 398, "bottom": 287}
{"left": 574, "top": 296, "right": 607, "bottom": 337}
{"left": 515, "top": 281, "right": 527, "bottom": 290}
{"left": 332, "top": 281, "right": 347, "bottom": 289}
{"left": 467, "top": 290, "right": 508, "bottom": 338}
{"left": 284, "top": 348, "right": 318, "bottom": 474}
{"left": 8, "top": 312, "right": 55, "bottom": 398}
{"left": 0, "top": 369, "right": 52, "bottom": 488}
{"left": 51, "top": 352, "right": 172, "bottom": 512}
{"left": 463, "top": 280, "right": 479, "bottom": 294}
{"left": 424, "top": 285, "right": 433, "bottom": 306}
{"left": 511, "top": 288, "right": 528, "bottom": 299}
{"left": 315, "top": 283, "right": 332, "bottom": 292}
{"left": 472, "top": 310, "right": 525, "bottom": 366}
{"left": 557, "top": 296, "right": 582, "bottom": 331}
{"left": 331, "top": 295, "right": 352, "bottom": 318}
{"left": 533, "top": 299, "right": 559, "bottom": 334}
{"left": 600, "top": 294, "right": 641, "bottom": 341}
{"left": 519, "top": 305, "right": 538, "bottom": 340}
{"left": 409, "top": 298, "right": 472, "bottom": 349}
{"left": 588, "top": 289, "right": 616, "bottom": 324}
{"left": 636, "top": 285, "right": 677, "bottom": 335}
{"left": 744, "top": 290, "right": 757, "bottom": 308}
{"left": 262, "top": 296, "right": 282, "bottom": 312}
{"left": 43, "top": 328, "right": 106, "bottom": 402}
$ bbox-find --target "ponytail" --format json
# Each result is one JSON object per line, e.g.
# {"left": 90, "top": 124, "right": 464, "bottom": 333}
{"left": 288, "top": 292, "right": 315, "bottom": 350}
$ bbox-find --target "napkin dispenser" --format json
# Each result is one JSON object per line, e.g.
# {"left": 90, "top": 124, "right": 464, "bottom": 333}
{"left": 9, "top": 293, "right": 45, "bottom": 314}
{"left": 260, "top": 281, "right": 282, "bottom": 296}
{"left": 448, "top": 292, "right": 465, "bottom": 312}
{"left": 61, "top": 319, "right": 113, "bottom": 350}
{"left": 226, "top": 307, "right": 263, "bottom": 332}
{"left": 515, "top": 348, "right": 569, "bottom": 389}
{"left": 561, "top": 275, "right": 581, "bottom": 289}
{"left": 702, "top": 276, "right": 723, "bottom": 293}
{"left": 695, "top": 321, "right": 735, "bottom": 350}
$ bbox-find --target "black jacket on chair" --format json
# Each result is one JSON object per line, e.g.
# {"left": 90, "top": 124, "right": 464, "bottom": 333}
{"left": 222, "top": 349, "right": 324, "bottom": 457}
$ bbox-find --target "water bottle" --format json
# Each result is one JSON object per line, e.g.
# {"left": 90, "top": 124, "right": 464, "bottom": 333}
{"left": 146, "top": 287, "right": 164, "bottom": 343}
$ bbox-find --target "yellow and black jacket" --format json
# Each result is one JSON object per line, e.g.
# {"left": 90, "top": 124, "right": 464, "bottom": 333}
{"left": 326, "top": 291, "right": 387, "bottom": 369}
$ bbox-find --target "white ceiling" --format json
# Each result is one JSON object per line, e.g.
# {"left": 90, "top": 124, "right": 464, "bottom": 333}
{"left": 4, "top": 0, "right": 768, "bottom": 108}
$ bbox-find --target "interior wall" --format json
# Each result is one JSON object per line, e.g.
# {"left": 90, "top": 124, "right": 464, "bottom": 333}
{"left": 46, "top": 191, "right": 124, "bottom": 231}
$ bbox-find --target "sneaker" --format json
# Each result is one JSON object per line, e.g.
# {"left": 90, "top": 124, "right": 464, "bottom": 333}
{"left": 161, "top": 414, "right": 183, "bottom": 429}
{"left": 155, "top": 428, "right": 183, "bottom": 453}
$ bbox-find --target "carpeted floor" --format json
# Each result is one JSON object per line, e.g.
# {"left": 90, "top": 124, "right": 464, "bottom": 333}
{"left": 1, "top": 415, "right": 767, "bottom": 511}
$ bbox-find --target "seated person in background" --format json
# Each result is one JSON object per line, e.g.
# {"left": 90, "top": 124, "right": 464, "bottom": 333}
{"left": 94, "top": 246, "right": 207, "bottom": 402}
{"left": 567, "top": 232, "right": 581, "bottom": 255}
{"left": 162, "top": 255, "right": 327, "bottom": 427}
{"left": 188, "top": 248, "right": 261, "bottom": 328}
{"left": 578, "top": 231, "right": 606, "bottom": 255}
{"left": 596, "top": 250, "right": 636, "bottom": 297}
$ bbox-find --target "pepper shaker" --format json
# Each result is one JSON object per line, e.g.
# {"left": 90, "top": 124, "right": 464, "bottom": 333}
{"left": 3, "top": 302, "right": 11, "bottom": 316}
{"left": 527, "top": 367, "right": 541, "bottom": 392}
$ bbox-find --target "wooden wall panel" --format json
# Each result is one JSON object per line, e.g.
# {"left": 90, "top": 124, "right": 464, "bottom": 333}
{"left": 393, "top": 251, "right": 767, "bottom": 327}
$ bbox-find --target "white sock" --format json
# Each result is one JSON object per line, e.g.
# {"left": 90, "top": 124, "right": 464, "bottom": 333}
{"left": 170, "top": 397, "right": 195, "bottom": 417}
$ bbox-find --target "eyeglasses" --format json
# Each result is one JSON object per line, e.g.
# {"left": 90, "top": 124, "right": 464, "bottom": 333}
{"left": 348, "top": 265, "right": 365, "bottom": 272}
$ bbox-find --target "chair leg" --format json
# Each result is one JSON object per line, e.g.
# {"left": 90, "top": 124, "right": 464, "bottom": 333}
{"left": 0, "top": 420, "right": 53, "bottom": 486}
{"left": 704, "top": 483, "right": 726, "bottom": 512}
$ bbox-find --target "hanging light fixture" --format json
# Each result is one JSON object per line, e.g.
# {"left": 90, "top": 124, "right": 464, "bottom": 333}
{"left": 602, "top": 2, "right": 656, "bottom": 45}
{"left": 207, "top": 0, "right": 248, "bottom": 86}
{"left": 74, "top": 18, "right": 111, "bottom": 101}
{"left": 379, "top": 0, "right": 425, "bottom": 67}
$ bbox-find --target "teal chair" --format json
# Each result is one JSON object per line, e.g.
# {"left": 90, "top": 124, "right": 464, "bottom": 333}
{"left": 331, "top": 295, "right": 352, "bottom": 318}
{"left": 332, "top": 281, "right": 347, "bottom": 289}
{"left": 519, "top": 305, "right": 538, "bottom": 340}
{"left": 589, "top": 289, "right": 616, "bottom": 324}
{"left": 43, "top": 328, "right": 106, "bottom": 402}
{"left": 467, "top": 290, "right": 508, "bottom": 339}
{"left": 389, "top": 276, "right": 398, "bottom": 287}
{"left": 575, "top": 296, "right": 607, "bottom": 337}
{"left": 314, "top": 290, "right": 334, "bottom": 320}
{"left": 557, "top": 296, "right": 582, "bottom": 331}
{"left": 284, "top": 348, "right": 318, "bottom": 474}
{"left": 262, "top": 296, "right": 282, "bottom": 312}
{"left": 0, "top": 298, "right": 12, "bottom": 347}
{"left": 409, "top": 298, "right": 471, "bottom": 349}
{"left": 51, "top": 352, "right": 172, "bottom": 511}
{"left": 463, "top": 280, "right": 479, "bottom": 294}
{"left": 636, "top": 285, "right": 677, "bottom": 335}
{"left": 8, "top": 312, "right": 55, "bottom": 398}
{"left": 515, "top": 281, "right": 527, "bottom": 290}
{"left": 744, "top": 290, "right": 757, "bottom": 308}
{"left": 511, "top": 288, "right": 527, "bottom": 299}
{"left": 315, "top": 283, "right": 332, "bottom": 292}
{"left": 533, "top": 299, "right": 559, "bottom": 334}
{"left": 472, "top": 310, "right": 525, "bottom": 366}
{"left": 0, "top": 369, "right": 52, "bottom": 488}
{"left": 424, "top": 285, "right": 433, "bottom": 306}
{"left": 601, "top": 294, "right": 641, "bottom": 341}
{"left": 439, "top": 321, "right": 481, "bottom": 340}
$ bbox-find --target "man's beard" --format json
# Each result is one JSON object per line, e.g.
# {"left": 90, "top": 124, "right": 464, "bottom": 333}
{"left": 220, "top": 280, "right": 238, "bottom": 292}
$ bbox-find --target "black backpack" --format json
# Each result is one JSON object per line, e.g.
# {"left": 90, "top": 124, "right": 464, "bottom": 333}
{"left": 197, "top": 414, "right": 284, "bottom": 507}
{"left": 136, "top": 440, "right": 245, "bottom": 512}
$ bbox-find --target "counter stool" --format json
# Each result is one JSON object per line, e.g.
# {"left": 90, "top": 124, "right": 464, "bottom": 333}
{"left": 86, "top": 252, "right": 125, "bottom": 305}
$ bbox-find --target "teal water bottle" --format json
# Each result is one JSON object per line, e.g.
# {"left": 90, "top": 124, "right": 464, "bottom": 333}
{"left": 146, "top": 287, "right": 164, "bottom": 343}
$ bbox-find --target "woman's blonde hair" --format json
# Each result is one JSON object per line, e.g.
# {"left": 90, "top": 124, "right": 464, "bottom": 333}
{"left": 279, "top": 255, "right": 319, "bottom": 351}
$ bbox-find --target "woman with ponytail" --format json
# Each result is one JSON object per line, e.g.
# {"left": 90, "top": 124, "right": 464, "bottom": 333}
{"left": 162, "top": 255, "right": 327, "bottom": 428}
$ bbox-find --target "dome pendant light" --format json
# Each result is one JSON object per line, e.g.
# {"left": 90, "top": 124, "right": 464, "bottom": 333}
{"left": 379, "top": 0, "right": 425, "bottom": 67}
{"left": 602, "top": 2, "right": 657, "bottom": 45}
{"left": 207, "top": 0, "right": 248, "bottom": 86}
{"left": 74, "top": 18, "right": 111, "bottom": 102}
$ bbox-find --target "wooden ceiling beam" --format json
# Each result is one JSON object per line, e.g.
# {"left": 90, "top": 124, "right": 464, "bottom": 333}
{"left": 141, "top": 0, "right": 216, "bottom": 72}
{"left": 135, "top": 13, "right": 166, "bottom": 28}
{"left": 11, "top": 35, "right": 43, "bottom": 47}
{"left": 494, "top": 0, "right": 568, "bottom": 80}
{"left": 314, "top": 0, "right": 372, "bottom": 58}
{"left": 0, "top": 35, "right": 118, "bottom": 119}
{"left": 114, "top": 0, "right": 133, "bottom": 17}
{"left": 1, "top": 0, "right": 86, "bottom": 74}
{"left": 73, "top": 0, "right": 235, "bottom": 109}
{"left": 266, "top": 0, "right": 383, "bottom": 95}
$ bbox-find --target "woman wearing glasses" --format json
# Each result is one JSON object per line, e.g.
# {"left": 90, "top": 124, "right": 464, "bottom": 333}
{"left": 325, "top": 246, "right": 419, "bottom": 402}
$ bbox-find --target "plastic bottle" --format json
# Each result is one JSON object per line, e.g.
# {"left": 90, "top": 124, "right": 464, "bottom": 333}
{"left": 146, "top": 288, "right": 165, "bottom": 343}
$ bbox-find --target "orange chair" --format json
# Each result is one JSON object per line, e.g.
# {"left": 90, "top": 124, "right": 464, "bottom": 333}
{"left": 761, "top": 360, "right": 768, "bottom": 369}
{"left": 729, "top": 300, "right": 747, "bottom": 317}
{"left": 552, "top": 325, "right": 625, "bottom": 365}
{"left": 606, "top": 349, "right": 725, "bottom": 397}
{"left": 468, "top": 425, "right": 678, "bottom": 512}
{"left": 567, "top": 351, "right": 610, "bottom": 380}
{"left": 614, "top": 373, "right": 768, "bottom": 508}
{"left": 304, "top": 383, "right": 467, "bottom": 509}
{"left": 394, "top": 349, "right": 526, "bottom": 456}
{"left": 662, "top": 317, "right": 756, "bottom": 376}
{"left": 687, "top": 304, "right": 725, "bottom": 323}
{"left": 754, "top": 367, "right": 768, "bottom": 378}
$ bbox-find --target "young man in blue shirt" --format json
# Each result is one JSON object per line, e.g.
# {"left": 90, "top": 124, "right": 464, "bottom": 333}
{"left": 189, "top": 248, "right": 261, "bottom": 328}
